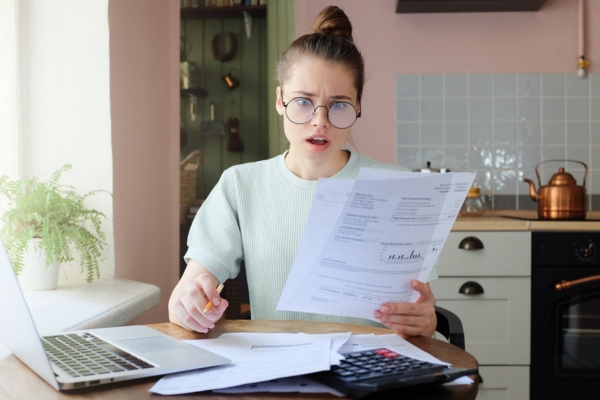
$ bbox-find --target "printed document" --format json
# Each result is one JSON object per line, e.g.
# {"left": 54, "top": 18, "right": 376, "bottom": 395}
{"left": 214, "top": 333, "right": 457, "bottom": 395}
{"left": 150, "top": 331, "right": 462, "bottom": 396}
{"left": 149, "top": 332, "right": 348, "bottom": 395}
{"left": 277, "top": 169, "right": 475, "bottom": 321}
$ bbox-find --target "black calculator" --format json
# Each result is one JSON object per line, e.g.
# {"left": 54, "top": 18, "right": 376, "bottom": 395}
{"left": 310, "top": 348, "right": 477, "bottom": 399}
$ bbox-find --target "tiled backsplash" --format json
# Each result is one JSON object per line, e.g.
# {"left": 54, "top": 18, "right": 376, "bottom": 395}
{"left": 395, "top": 73, "right": 600, "bottom": 210}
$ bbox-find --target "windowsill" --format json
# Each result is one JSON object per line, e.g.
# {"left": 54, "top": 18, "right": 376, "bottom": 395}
{"left": 1, "top": 278, "right": 160, "bottom": 358}
{"left": 22, "top": 278, "right": 160, "bottom": 335}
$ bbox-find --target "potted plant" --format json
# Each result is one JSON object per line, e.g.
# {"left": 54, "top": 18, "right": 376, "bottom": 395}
{"left": 0, "top": 164, "right": 110, "bottom": 289}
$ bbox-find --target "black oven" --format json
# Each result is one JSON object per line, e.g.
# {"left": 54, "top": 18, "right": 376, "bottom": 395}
{"left": 531, "top": 231, "right": 600, "bottom": 399}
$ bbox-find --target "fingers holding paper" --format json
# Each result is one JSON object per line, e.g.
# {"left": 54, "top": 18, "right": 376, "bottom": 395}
{"left": 168, "top": 259, "right": 228, "bottom": 333}
{"left": 373, "top": 280, "right": 437, "bottom": 338}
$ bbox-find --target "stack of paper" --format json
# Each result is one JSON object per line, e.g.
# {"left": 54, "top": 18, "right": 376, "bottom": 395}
{"left": 150, "top": 332, "right": 348, "bottom": 395}
{"left": 149, "top": 331, "right": 469, "bottom": 396}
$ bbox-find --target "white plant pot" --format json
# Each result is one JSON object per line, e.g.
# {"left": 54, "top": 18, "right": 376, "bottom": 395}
{"left": 18, "top": 239, "right": 60, "bottom": 291}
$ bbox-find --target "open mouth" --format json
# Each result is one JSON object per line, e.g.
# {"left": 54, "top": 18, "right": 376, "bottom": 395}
{"left": 307, "top": 138, "right": 328, "bottom": 146}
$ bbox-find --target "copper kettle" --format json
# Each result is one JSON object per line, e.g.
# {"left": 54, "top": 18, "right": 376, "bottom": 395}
{"left": 523, "top": 160, "right": 587, "bottom": 220}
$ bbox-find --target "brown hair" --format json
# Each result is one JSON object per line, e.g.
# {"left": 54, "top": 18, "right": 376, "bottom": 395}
{"left": 276, "top": 6, "right": 365, "bottom": 101}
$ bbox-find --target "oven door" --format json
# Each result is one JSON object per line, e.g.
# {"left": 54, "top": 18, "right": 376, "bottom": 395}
{"left": 532, "top": 266, "right": 600, "bottom": 396}
{"left": 556, "top": 278, "right": 600, "bottom": 377}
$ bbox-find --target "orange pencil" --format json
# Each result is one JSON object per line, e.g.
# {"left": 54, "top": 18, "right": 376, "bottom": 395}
{"left": 203, "top": 283, "right": 224, "bottom": 314}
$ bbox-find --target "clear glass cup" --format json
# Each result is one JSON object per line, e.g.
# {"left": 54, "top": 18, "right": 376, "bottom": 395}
{"left": 460, "top": 187, "right": 485, "bottom": 217}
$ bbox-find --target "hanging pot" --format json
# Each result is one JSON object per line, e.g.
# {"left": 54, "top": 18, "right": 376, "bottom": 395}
{"left": 18, "top": 239, "right": 60, "bottom": 291}
{"left": 523, "top": 160, "right": 587, "bottom": 220}
{"left": 222, "top": 69, "right": 240, "bottom": 91}
{"left": 226, "top": 100, "right": 244, "bottom": 152}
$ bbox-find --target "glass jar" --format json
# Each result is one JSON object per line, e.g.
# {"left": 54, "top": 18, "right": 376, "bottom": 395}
{"left": 460, "top": 186, "right": 485, "bottom": 217}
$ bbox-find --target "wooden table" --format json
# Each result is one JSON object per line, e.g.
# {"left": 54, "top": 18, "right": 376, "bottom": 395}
{"left": 0, "top": 320, "right": 479, "bottom": 400}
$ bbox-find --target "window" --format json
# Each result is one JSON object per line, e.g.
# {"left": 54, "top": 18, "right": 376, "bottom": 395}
{"left": 0, "top": 0, "right": 21, "bottom": 179}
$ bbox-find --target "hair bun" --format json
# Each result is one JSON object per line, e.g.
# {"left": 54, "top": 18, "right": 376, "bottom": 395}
{"left": 312, "top": 6, "right": 353, "bottom": 42}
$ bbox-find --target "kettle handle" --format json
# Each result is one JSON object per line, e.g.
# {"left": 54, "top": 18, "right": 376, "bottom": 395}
{"left": 534, "top": 159, "right": 588, "bottom": 187}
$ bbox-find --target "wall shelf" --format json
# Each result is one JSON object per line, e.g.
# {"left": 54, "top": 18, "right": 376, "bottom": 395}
{"left": 180, "top": 87, "right": 208, "bottom": 98}
{"left": 181, "top": 5, "right": 266, "bottom": 20}
{"left": 396, "top": 0, "right": 547, "bottom": 13}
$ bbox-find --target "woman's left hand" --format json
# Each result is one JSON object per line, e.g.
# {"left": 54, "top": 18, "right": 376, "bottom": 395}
{"left": 373, "top": 280, "right": 437, "bottom": 337}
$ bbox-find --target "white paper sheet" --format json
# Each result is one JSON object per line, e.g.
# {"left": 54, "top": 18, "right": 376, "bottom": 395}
{"left": 218, "top": 333, "right": 473, "bottom": 395}
{"left": 277, "top": 169, "right": 475, "bottom": 321}
{"left": 338, "top": 333, "right": 449, "bottom": 365}
{"left": 297, "top": 331, "right": 351, "bottom": 365}
{"left": 149, "top": 332, "right": 472, "bottom": 396}
{"left": 149, "top": 332, "right": 346, "bottom": 395}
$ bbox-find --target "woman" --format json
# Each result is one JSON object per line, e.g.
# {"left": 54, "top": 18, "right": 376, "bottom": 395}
{"left": 169, "top": 6, "right": 437, "bottom": 338}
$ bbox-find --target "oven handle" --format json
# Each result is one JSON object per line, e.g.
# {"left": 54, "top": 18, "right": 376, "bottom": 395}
{"left": 555, "top": 274, "right": 600, "bottom": 291}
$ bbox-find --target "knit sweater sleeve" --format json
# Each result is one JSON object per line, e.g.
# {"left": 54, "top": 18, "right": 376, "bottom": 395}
{"left": 184, "top": 168, "right": 242, "bottom": 284}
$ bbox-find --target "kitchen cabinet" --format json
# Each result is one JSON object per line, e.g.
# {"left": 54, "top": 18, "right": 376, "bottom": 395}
{"left": 476, "top": 366, "right": 529, "bottom": 400}
{"left": 431, "top": 231, "right": 531, "bottom": 400}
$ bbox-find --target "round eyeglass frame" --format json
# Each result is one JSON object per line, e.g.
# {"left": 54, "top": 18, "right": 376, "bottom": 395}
{"left": 281, "top": 96, "right": 361, "bottom": 129}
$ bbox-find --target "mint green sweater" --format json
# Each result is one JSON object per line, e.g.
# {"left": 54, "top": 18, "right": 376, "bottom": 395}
{"left": 185, "top": 150, "right": 437, "bottom": 327}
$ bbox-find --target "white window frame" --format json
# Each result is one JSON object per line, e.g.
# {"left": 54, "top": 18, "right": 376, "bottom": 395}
{"left": 0, "top": 0, "right": 22, "bottom": 180}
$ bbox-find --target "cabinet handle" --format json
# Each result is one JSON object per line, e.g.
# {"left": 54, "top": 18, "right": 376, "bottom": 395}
{"left": 458, "top": 236, "right": 484, "bottom": 250}
{"left": 459, "top": 281, "right": 484, "bottom": 295}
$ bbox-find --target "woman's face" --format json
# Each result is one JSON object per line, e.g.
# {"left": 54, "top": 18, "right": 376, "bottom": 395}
{"left": 276, "top": 57, "right": 360, "bottom": 164}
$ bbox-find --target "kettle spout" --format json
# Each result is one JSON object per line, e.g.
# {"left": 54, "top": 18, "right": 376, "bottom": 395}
{"left": 523, "top": 178, "right": 539, "bottom": 202}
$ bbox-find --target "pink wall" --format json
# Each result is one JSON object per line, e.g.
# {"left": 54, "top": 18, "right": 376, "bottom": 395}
{"left": 105, "top": 0, "right": 599, "bottom": 324}
{"left": 109, "top": 0, "right": 180, "bottom": 324}
{"left": 295, "top": 0, "right": 600, "bottom": 163}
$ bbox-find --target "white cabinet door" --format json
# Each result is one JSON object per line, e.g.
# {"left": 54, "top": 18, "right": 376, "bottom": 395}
{"left": 431, "top": 277, "right": 530, "bottom": 365}
{"left": 476, "top": 366, "right": 529, "bottom": 400}
{"left": 438, "top": 231, "right": 531, "bottom": 276}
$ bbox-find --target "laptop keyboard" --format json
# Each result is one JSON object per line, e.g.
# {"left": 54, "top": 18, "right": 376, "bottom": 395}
{"left": 42, "top": 332, "right": 154, "bottom": 378}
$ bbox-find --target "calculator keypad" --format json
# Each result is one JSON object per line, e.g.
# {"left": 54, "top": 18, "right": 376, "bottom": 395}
{"left": 330, "top": 348, "right": 445, "bottom": 382}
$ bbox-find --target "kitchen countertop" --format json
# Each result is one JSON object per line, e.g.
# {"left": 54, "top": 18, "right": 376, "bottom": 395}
{"left": 452, "top": 210, "right": 600, "bottom": 231}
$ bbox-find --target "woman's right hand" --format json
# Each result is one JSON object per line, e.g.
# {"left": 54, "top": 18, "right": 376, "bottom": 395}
{"left": 168, "top": 259, "right": 229, "bottom": 333}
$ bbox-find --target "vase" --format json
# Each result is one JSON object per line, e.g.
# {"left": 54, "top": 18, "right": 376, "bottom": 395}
{"left": 18, "top": 239, "right": 60, "bottom": 291}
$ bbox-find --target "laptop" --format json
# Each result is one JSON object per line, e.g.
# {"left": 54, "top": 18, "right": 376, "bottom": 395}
{"left": 0, "top": 237, "right": 230, "bottom": 390}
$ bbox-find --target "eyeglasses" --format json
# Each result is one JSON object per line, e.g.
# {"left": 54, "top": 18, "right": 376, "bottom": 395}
{"left": 281, "top": 96, "right": 361, "bottom": 129}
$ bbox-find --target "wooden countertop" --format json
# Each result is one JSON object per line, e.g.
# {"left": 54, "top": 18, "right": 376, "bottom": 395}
{"left": 452, "top": 210, "right": 600, "bottom": 231}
